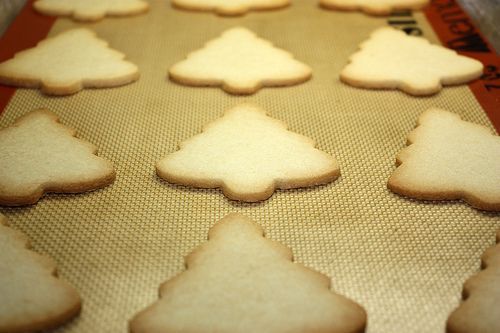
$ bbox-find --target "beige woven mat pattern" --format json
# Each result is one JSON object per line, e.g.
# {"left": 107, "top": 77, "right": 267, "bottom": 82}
{"left": 1, "top": 1, "right": 499, "bottom": 332}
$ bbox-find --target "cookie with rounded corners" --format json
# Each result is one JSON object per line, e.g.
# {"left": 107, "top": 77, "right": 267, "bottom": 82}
{"left": 0, "top": 213, "right": 81, "bottom": 333}
{"left": 388, "top": 108, "right": 500, "bottom": 211}
{"left": 172, "top": 0, "right": 289, "bottom": 16}
{"left": 340, "top": 27, "right": 483, "bottom": 96}
{"left": 156, "top": 104, "right": 339, "bottom": 202}
{"left": 34, "top": 0, "right": 149, "bottom": 21}
{"left": 320, "top": 0, "right": 429, "bottom": 15}
{"left": 169, "top": 27, "right": 312, "bottom": 95}
{"left": 447, "top": 230, "right": 500, "bottom": 333}
{"left": 0, "top": 28, "right": 139, "bottom": 96}
{"left": 0, "top": 109, "right": 116, "bottom": 206}
{"left": 130, "top": 213, "right": 367, "bottom": 333}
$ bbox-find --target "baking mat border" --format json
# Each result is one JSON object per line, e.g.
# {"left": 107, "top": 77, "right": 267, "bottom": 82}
{"left": 0, "top": 0, "right": 54, "bottom": 112}
{"left": 423, "top": 0, "right": 500, "bottom": 131}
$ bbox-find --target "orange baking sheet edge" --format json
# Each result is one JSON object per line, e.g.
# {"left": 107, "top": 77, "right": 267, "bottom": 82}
{"left": 0, "top": 0, "right": 56, "bottom": 113}
{"left": 0, "top": 0, "right": 498, "bottom": 133}
{"left": 424, "top": 0, "right": 500, "bottom": 133}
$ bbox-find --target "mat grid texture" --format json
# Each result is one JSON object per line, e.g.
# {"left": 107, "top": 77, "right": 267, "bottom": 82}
{"left": 1, "top": 1, "right": 499, "bottom": 333}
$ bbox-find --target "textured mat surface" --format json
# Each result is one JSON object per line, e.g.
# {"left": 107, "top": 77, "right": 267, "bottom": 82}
{"left": 1, "top": 1, "right": 499, "bottom": 333}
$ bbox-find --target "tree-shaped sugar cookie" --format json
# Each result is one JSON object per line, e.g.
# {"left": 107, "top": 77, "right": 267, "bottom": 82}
{"left": 388, "top": 108, "right": 500, "bottom": 211}
{"left": 0, "top": 28, "right": 139, "bottom": 95}
{"left": 171, "top": 0, "right": 289, "bottom": 16}
{"left": 320, "top": 0, "right": 429, "bottom": 15}
{"left": 0, "top": 109, "right": 116, "bottom": 206}
{"left": 33, "top": 0, "right": 149, "bottom": 21}
{"left": 156, "top": 104, "right": 339, "bottom": 202}
{"left": 129, "top": 213, "right": 367, "bottom": 333}
{"left": 340, "top": 27, "right": 483, "bottom": 95}
{"left": 0, "top": 213, "right": 81, "bottom": 333}
{"left": 169, "top": 27, "right": 312, "bottom": 95}
{"left": 447, "top": 230, "right": 500, "bottom": 333}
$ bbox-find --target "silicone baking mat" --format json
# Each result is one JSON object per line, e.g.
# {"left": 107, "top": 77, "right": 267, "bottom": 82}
{"left": 1, "top": 1, "right": 499, "bottom": 332}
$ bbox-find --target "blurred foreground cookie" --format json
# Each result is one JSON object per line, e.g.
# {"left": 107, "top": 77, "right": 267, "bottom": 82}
{"left": 320, "top": 0, "right": 429, "bottom": 15}
{"left": 340, "top": 27, "right": 483, "bottom": 95}
{"left": 447, "top": 230, "right": 500, "bottom": 333}
{"left": 388, "top": 108, "right": 500, "bottom": 211}
{"left": 172, "top": 0, "right": 289, "bottom": 15}
{"left": 169, "top": 27, "right": 311, "bottom": 95}
{"left": 34, "top": 0, "right": 149, "bottom": 21}
{"left": 0, "top": 213, "right": 81, "bottom": 333}
{"left": 0, "top": 28, "right": 139, "bottom": 95}
{"left": 156, "top": 104, "right": 339, "bottom": 202}
{"left": 130, "top": 213, "right": 367, "bottom": 333}
{"left": 0, "top": 109, "right": 115, "bottom": 206}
